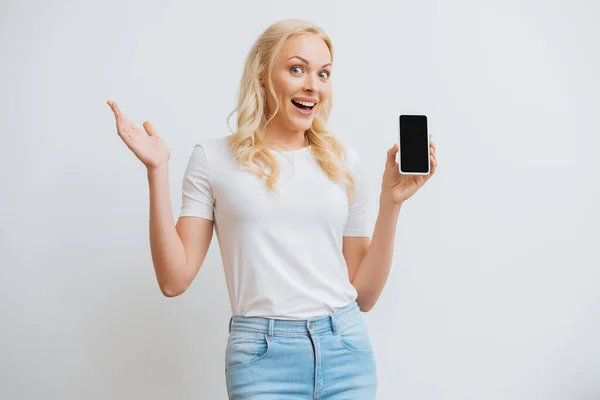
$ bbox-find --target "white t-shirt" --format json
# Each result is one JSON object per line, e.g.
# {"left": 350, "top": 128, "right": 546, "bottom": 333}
{"left": 179, "top": 135, "right": 371, "bottom": 320}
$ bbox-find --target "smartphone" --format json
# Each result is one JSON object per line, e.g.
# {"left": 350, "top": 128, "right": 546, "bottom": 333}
{"left": 399, "top": 115, "right": 430, "bottom": 175}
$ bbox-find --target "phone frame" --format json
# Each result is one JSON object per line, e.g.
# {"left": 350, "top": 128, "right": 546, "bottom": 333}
{"left": 398, "top": 115, "right": 430, "bottom": 175}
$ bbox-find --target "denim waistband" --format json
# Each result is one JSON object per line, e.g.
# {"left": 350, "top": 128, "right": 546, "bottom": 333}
{"left": 228, "top": 301, "right": 361, "bottom": 337}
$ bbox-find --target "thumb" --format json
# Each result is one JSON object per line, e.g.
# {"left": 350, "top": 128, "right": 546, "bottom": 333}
{"left": 143, "top": 121, "right": 159, "bottom": 137}
{"left": 386, "top": 143, "right": 398, "bottom": 169}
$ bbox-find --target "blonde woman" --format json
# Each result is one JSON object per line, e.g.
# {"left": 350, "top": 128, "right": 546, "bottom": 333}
{"left": 108, "top": 18, "right": 437, "bottom": 400}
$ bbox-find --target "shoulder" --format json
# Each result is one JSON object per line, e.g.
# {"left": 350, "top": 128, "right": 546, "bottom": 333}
{"left": 194, "top": 135, "right": 230, "bottom": 152}
{"left": 344, "top": 146, "right": 365, "bottom": 173}
{"left": 189, "top": 135, "right": 232, "bottom": 161}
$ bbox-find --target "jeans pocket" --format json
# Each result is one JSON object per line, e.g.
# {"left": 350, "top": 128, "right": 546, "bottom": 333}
{"left": 225, "top": 330, "right": 271, "bottom": 371}
{"left": 337, "top": 313, "right": 373, "bottom": 354}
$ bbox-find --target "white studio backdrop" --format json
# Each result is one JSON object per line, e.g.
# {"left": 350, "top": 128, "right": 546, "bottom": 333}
{"left": 1, "top": 0, "right": 598, "bottom": 399}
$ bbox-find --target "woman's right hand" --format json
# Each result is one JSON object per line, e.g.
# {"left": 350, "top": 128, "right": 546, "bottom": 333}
{"left": 107, "top": 100, "right": 171, "bottom": 170}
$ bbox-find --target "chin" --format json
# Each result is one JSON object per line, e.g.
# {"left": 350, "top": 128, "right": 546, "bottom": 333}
{"left": 284, "top": 114, "right": 310, "bottom": 128}
{"left": 291, "top": 120, "right": 313, "bottom": 131}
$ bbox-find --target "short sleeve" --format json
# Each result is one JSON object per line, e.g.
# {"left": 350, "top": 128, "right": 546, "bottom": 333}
{"left": 343, "top": 149, "right": 370, "bottom": 237}
{"left": 179, "top": 144, "right": 214, "bottom": 221}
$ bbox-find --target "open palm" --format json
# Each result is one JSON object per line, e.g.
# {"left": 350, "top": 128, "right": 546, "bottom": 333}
{"left": 107, "top": 100, "right": 170, "bottom": 170}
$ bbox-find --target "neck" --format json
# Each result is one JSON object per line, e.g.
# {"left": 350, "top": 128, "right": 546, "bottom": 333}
{"left": 263, "top": 128, "right": 309, "bottom": 150}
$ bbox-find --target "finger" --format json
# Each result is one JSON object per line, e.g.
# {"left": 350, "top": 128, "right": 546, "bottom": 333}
{"left": 107, "top": 101, "right": 134, "bottom": 129}
{"left": 123, "top": 122, "right": 137, "bottom": 134}
{"left": 143, "top": 121, "right": 159, "bottom": 137}
{"left": 431, "top": 150, "right": 437, "bottom": 163}
{"left": 107, "top": 100, "right": 123, "bottom": 121}
{"left": 107, "top": 101, "right": 136, "bottom": 142}
{"left": 108, "top": 101, "right": 128, "bottom": 131}
{"left": 429, "top": 142, "right": 436, "bottom": 158}
{"left": 386, "top": 143, "right": 399, "bottom": 169}
{"left": 428, "top": 156, "right": 435, "bottom": 175}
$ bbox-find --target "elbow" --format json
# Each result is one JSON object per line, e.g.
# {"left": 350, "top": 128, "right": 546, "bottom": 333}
{"left": 157, "top": 269, "right": 190, "bottom": 298}
{"left": 357, "top": 298, "right": 374, "bottom": 313}
{"left": 160, "top": 283, "right": 186, "bottom": 298}
{"left": 359, "top": 303, "right": 373, "bottom": 313}
{"left": 353, "top": 283, "right": 374, "bottom": 313}
{"left": 161, "top": 289, "right": 181, "bottom": 298}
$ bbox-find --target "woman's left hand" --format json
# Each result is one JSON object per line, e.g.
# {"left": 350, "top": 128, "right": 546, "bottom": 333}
{"left": 380, "top": 137, "right": 438, "bottom": 205}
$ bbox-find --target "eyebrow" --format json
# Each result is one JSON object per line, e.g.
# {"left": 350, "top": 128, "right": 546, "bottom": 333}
{"left": 287, "top": 56, "right": 332, "bottom": 68}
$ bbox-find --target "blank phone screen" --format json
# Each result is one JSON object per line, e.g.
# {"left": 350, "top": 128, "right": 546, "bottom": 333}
{"left": 399, "top": 115, "right": 429, "bottom": 174}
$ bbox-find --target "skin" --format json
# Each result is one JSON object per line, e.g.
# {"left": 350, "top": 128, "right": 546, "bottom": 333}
{"left": 261, "top": 33, "right": 332, "bottom": 150}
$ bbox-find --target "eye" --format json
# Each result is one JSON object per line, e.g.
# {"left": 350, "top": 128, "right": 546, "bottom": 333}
{"left": 319, "top": 71, "right": 330, "bottom": 79}
{"left": 290, "top": 66, "right": 303, "bottom": 74}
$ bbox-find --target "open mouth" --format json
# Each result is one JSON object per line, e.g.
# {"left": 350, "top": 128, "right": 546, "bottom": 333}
{"left": 291, "top": 99, "right": 316, "bottom": 111}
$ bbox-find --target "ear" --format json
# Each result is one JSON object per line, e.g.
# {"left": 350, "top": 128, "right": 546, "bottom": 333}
{"left": 259, "top": 72, "right": 267, "bottom": 87}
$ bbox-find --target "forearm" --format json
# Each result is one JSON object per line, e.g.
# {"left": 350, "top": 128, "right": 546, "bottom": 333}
{"left": 147, "top": 164, "right": 187, "bottom": 296}
{"left": 352, "top": 196, "right": 402, "bottom": 312}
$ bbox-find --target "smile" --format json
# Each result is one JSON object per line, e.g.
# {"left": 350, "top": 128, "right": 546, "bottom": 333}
{"left": 291, "top": 99, "right": 316, "bottom": 114}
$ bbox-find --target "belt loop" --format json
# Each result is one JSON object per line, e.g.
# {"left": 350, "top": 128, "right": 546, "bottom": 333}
{"left": 228, "top": 316, "right": 233, "bottom": 333}
{"left": 268, "top": 319, "right": 274, "bottom": 338}
{"left": 330, "top": 314, "right": 337, "bottom": 335}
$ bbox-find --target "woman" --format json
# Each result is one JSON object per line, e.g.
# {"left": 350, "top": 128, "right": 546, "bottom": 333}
{"left": 108, "top": 18, "right": 437, "bottom": 400}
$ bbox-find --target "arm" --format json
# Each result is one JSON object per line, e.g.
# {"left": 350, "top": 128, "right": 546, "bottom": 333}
{"left": 105, "top": 101, "right": 213, "bottom": 297}
{"left": 148, "top": 165, "right": 213, "bottom": 297}
{"left": 351, "top": 139, "right": 437, "bottom": 312}
{"left": 349, "top": 197, "right": 401, "bottom": 312}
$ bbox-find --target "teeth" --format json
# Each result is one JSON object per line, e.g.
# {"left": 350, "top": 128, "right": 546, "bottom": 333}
{"left": 292, "top": 100, "right": 316, "bottom": 107}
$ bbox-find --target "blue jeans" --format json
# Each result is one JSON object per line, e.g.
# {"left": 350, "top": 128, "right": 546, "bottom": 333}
{"left": 225, "top": 301, "right": 378, "bottom": 399}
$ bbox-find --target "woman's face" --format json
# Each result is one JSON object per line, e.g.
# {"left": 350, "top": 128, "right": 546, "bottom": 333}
{"left": 263, "top": 33, "right": 332, "bottom": 134}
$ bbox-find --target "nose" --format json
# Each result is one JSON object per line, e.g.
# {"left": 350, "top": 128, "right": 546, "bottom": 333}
{"left": 303, "top": 74, "right": 317, "bottom": 93}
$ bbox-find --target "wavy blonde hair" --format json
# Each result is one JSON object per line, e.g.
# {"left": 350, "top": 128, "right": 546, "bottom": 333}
{"left": 226, "top": 18, "right": 356, "bottom": 203}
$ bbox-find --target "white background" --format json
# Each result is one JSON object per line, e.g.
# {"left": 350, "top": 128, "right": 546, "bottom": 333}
{"left": 1, "top": 0, "right": 598, "bottom": 399}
